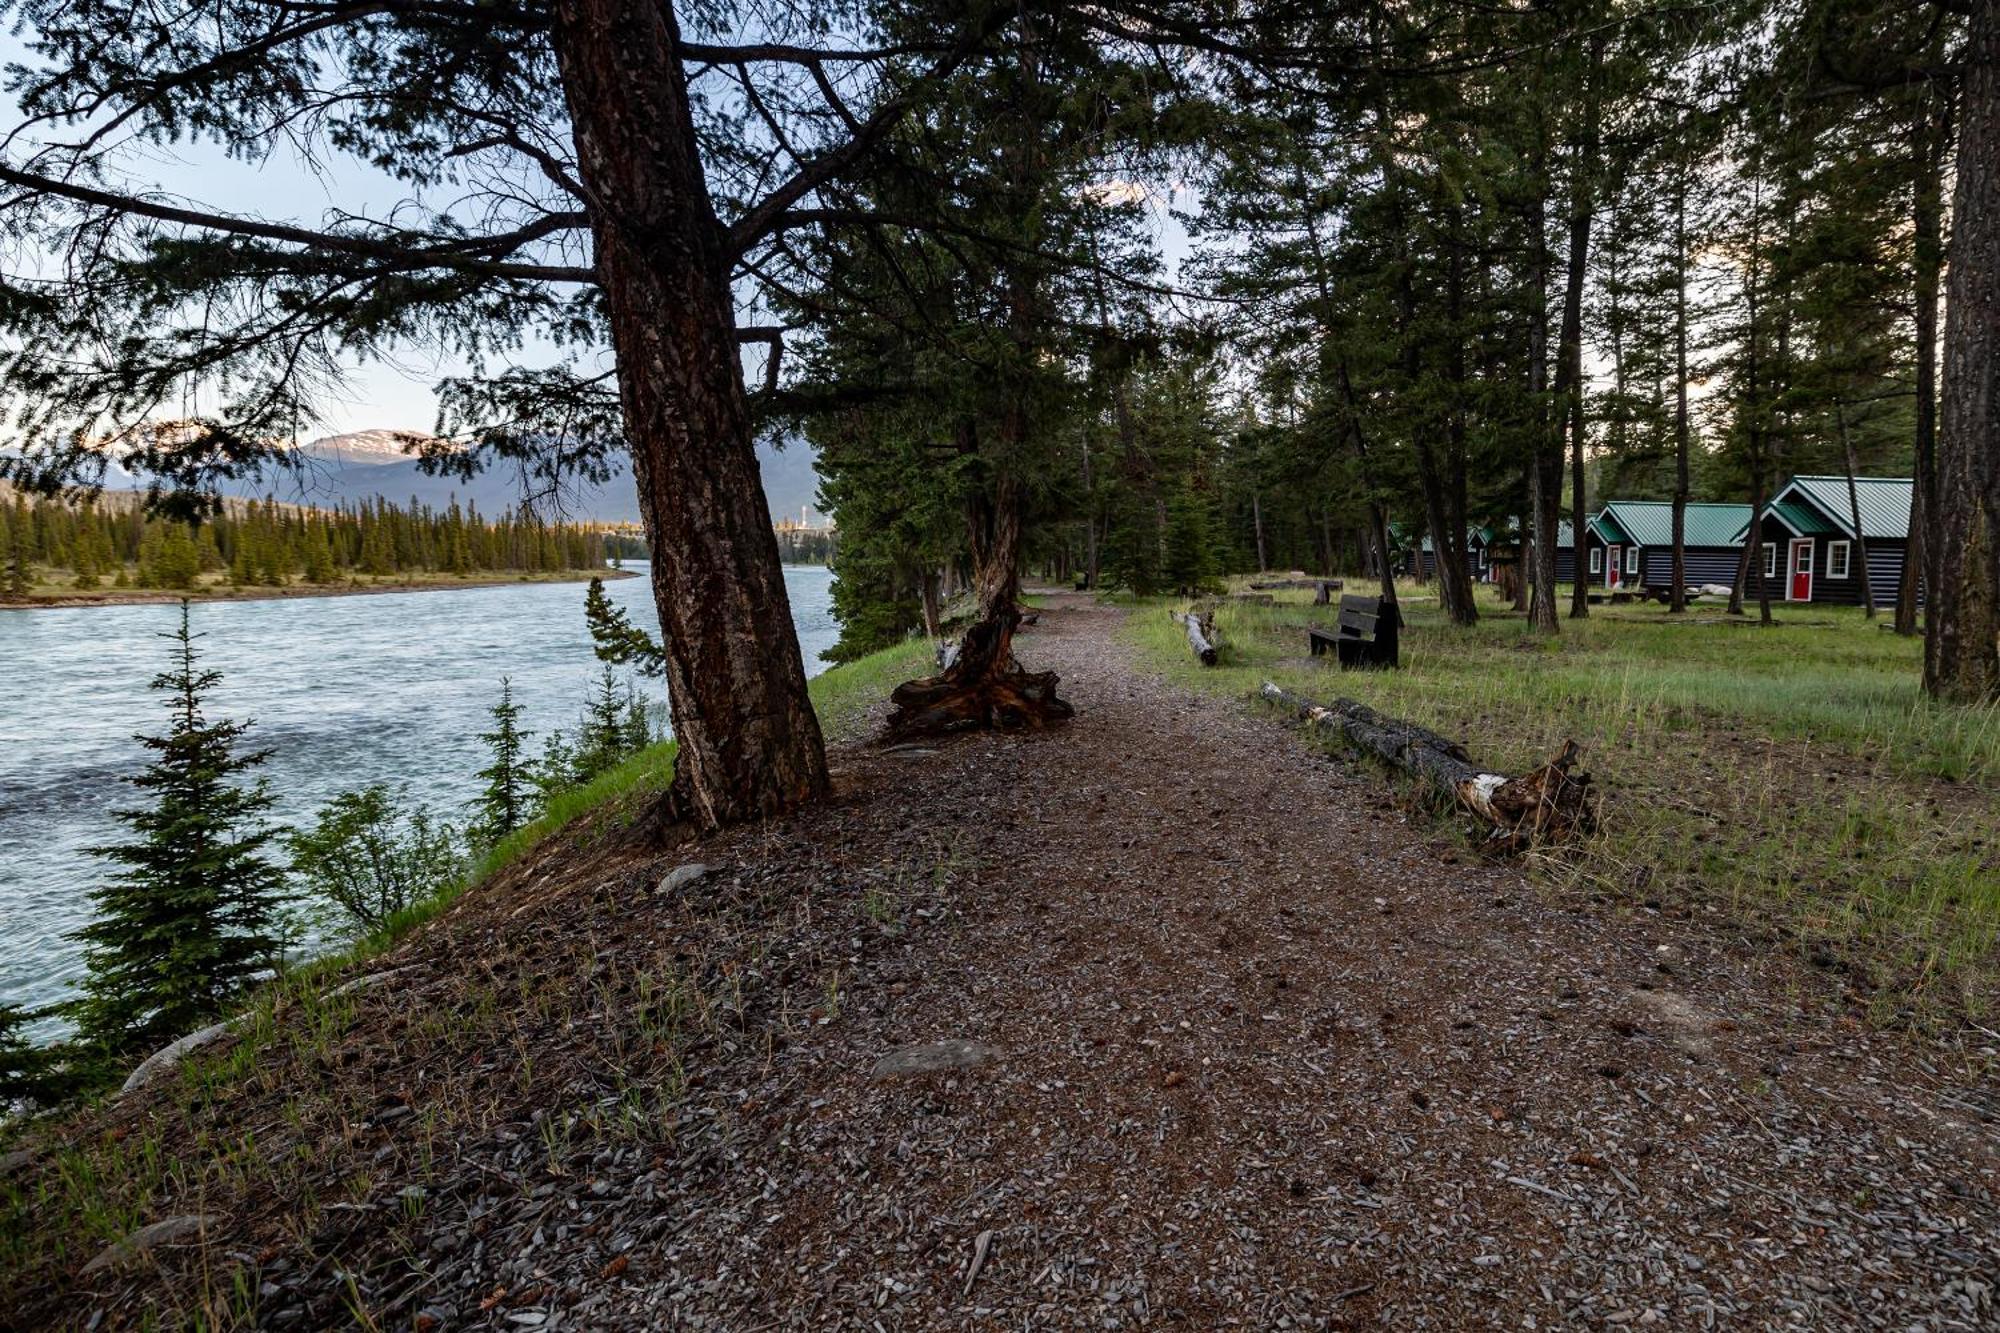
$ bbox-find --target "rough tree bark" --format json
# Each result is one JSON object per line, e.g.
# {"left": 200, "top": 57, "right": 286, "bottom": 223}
{"left": 1929, "top": 0, "right": 2000, "bottom": 701}
{"left": 551, "top": 0, "right": 828, "bottom": 833}
{"left": 887, "top": 470, "right": 1075, "bottom": 736}
{"left": 1260, "top": 683, "right": 1596, "bottom": 853}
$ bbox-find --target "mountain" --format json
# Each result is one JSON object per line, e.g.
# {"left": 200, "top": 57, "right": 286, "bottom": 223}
{"left": 252, "top": 432, "right": 823, "bottom": 526}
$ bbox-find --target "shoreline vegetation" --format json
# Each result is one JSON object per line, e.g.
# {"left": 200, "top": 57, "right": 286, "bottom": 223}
{"left": 0, "top": 565, "right": 638, "bottom": 610}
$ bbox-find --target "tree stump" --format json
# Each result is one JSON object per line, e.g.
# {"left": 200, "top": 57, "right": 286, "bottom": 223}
{"left": 886, "top": 610, "right": 1074, "bottom": 738}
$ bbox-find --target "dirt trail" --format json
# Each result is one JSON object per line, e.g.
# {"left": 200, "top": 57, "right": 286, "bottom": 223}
{"left": 600, "top": 596, "right": 1998, "bottom": 1329}
{"left": 28, "top": 596, "right": 2000, "bottom": 1330}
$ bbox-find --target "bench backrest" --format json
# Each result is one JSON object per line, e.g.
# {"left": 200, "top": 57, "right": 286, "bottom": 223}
{"left": 1336, "top": 594, "right": 1384, "bottom": 638}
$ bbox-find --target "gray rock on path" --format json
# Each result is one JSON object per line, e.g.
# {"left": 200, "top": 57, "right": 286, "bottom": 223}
{"left": 657, "top": 863, "right": 711, "bottom": 895}
{"left": 872, "top": 1039, "right": 1004, "bottom": 1079}
{"left": 79, "top": 1215, "right": 222, "bottom": 1276}
{"left": 0, "top": 1147, "right": 35, "bottom": 1177}
{"left": 118, "top": 1020, "right": 238, "bottom": 1097}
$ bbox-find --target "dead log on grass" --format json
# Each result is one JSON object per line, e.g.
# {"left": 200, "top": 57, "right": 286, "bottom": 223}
{"left": 1182, "top": 610, "right": 1219, "bottom": 665}
{"left": 1259, "top": 682, "right": 1595, "bottom": 852}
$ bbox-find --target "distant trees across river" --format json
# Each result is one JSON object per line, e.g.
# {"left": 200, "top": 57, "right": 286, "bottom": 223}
{"left": 3, "top": 491, "right": 625, "bottom": 594}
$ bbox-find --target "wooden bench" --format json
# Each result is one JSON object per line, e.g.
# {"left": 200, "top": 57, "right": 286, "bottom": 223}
{"left": 1309, "top": 594, "right": 1399, "bottom": 669}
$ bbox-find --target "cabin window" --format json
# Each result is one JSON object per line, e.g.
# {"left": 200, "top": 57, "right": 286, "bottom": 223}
{"left": 1589, "top": 547, "right": 1602, "bottom": 574}
{"left": 1828, "top": 541, "right": 1851, "bottom": 578}
{"left": 1624, "top": 547, "right": 1639, "bottom": 575}
{"left": 1763, "top": 543, "right": 1777, "bottom": 578}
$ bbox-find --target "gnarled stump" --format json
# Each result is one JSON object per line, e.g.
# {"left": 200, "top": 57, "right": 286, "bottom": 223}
{"left": 1260, "top": 682, "right": 1595, "bottom": 853}
{"left": 887, "top": 610, "right": 1074, "bottom": 738}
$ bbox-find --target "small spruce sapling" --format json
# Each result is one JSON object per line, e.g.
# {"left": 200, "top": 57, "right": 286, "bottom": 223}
{"left": 71, "top": 602, "right": 287, "bottom": 1056}
{"left": 472, "top": 678, "right": 534, "bottom": 846}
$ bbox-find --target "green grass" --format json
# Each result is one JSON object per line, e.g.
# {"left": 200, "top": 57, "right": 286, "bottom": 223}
{"left": 1129, "top": 580, "right": 2000, "bottom": 1025}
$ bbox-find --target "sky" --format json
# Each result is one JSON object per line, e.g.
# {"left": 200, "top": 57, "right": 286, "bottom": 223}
{"left": 0, "top": 28, "right": 1199, "bottom": 443}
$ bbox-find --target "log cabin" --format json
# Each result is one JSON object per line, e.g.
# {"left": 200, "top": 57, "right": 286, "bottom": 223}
{"left": 1732, "top": 476, "right": 1916, "bottom": 608}
{"left": 1584, "top": 501, "right": 1755, "bottom": 595}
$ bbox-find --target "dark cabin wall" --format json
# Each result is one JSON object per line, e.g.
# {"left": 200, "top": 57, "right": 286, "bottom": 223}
{"left": 1415, "top": 547, "right": 1483, "bottom": 579}
{"left": 1861, "top": 537, "right": 1920, "bottom": 608}
{"left": 1751, "top": 517, "right": 1903, "bottom": 605}
{"left": 1641, "top": 547, "right": 1743, "bottom": 589}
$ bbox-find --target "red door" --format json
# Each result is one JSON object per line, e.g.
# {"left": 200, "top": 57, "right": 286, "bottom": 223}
{"left": 1788, "top": 538, "right": 1813, "bottom": 601}
{"left": 1606, "top": 546, "right": 1621, "bottom": 589}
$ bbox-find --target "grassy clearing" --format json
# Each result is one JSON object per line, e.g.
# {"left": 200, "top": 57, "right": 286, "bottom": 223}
{"left": 1127, "top": 581, "right": 1999, "bottom": 1026}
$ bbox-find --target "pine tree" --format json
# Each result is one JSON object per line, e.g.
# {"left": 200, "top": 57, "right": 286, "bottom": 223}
{"left": 570, "top": 666, "right": 632, "bottom": 784}
{"left": 5, "top": 527, "right": 27, "bottom": 598}
{"left": 582, "top": 577, "right": 666, "bottom": 676}
{"left": 70, "top": 603, "right": 286, "bottom": 1056}
{"left": 472, "top": 678, "right": 534, "bottom": 846}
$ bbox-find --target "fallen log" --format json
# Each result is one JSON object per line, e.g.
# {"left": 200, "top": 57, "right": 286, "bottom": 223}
{"left": 1259, "top": 682, "right": 1595, "bottom": 853}
{"left": 1249, "top": 577, "right": 1342, "bottom": 593}
{"left": 1181, "top": 610, "right": 1219, "bottom": 666}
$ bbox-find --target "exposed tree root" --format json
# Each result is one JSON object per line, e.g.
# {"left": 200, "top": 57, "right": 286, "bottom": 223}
{"left": 886, "top": 612, "right": 1074, "bottom": 738}
{"left": 1260, "top": 682, "right": 1596, "bottom": 853}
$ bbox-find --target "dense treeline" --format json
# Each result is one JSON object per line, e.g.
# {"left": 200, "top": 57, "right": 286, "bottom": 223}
{"left": 2, "top": 492, "right": 616, "bottom": 594}
{"left": 806, "top": 0, "right": 1973, "bottom": 659}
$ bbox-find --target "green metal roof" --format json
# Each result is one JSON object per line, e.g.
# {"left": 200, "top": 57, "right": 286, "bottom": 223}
{"left": 1767, "top": 498, "right": 1842, "bottom": 537}
{"left": 1588, "top": 511, "right": 1631, "bottom": 544}
{"left": 1596, "top": 501, "right": 1752, "bottom": 548}
{"left": 1778, "top": 476, "right": 1914, "bottom": 540}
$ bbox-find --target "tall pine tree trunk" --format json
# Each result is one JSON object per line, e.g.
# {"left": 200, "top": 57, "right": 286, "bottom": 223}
{"left": 1837, "top": 402, "right": 1876, "bottom": 617}
{"left": 1900, "top": 91, "right": 1947, "bottom": 637}
{"left": 1560, "top": 35, "right": 1605, "bottom": 621}
{"left": 551, "top": 0, "right": 827, "bottom": 833}
{"left": 1528, "top": 163, "right": 1561, "bottom": 636}
{"left": 1670, "top": 174, "right": 1692, "bottom": 614}
{"left": 1929, "top": 0, "right": 2000, "bottom": 701}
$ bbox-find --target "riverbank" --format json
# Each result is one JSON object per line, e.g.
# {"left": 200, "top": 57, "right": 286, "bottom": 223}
{"left": 0, "top": 567, "right": 638, "bottom": 611}
{"left": 4, "top": 598, "right": 1994, "bottom": 1330}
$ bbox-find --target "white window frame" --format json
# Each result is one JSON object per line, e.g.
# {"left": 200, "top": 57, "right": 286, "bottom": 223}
{"left": 1625, "top": 546, "right": 1640, "bottom": 575}
{"left": 1793, "top": 540, "right": 1814, "bottom": 576}
{"left": 1828, "top": 540, "right": 1851, "bottom": 579}
{"left": 1763, "top": 543, "right": 1777, "bottom": 578}
{"left": 1589, "top": 546, "right": 1603, "bottom": 574}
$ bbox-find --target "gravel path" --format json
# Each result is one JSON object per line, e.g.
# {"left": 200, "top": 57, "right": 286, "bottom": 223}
{"left": 22, "top": 596, "right": 1999, "bottom": 1330}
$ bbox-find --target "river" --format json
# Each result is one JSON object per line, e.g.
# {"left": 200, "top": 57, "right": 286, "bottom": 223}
{"left": 0, "top": 564, "right": 838, "bottom": 1032}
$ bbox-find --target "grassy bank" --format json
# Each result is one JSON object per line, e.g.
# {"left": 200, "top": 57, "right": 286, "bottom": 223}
{"left": 1128, "top": 582, "right": 1999, "bottom": 1025}
{"left": 0, "top": 635, "right": 936, "bottom": 1307}
{"left": 298, "top": 634, "right": 936, "bottom": 982}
